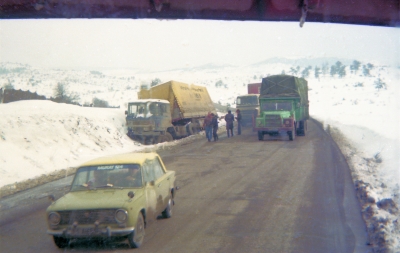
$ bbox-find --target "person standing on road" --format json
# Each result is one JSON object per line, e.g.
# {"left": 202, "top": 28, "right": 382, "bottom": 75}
{"left": 211, "top": 113, "right": 219, "bottom": 141}
{"left": 235, "top": 109, "right": 242, "bottom": 135}
{"left": 203, "top": 112, "right": 213, "bottom": 142}
{"left": 224, "top": 110, "right": 234, "bottom": 137}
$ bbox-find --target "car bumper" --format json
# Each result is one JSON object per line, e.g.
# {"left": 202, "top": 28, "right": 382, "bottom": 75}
{"left": 47, "top": 226, "right": 134, "bottom": 238}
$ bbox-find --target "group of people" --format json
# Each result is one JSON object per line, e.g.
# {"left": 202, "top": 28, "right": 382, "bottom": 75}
{"left": 203, "top": 109, "right": 242, "bottom": 141}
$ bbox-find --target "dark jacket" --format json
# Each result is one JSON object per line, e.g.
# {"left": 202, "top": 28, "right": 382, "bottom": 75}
{"left": 212, "top": 115, "right": 219, "bottom": 128}
{"left": 225, "top": 112, "right": 234, "bottom": 128}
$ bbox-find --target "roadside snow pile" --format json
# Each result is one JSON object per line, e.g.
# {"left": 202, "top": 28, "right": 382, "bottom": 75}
{"left": 0, "top": 100, "right": 142, "bottom": 197}
{"left": 324, "top": 123, "right": 400, "bottom": 253}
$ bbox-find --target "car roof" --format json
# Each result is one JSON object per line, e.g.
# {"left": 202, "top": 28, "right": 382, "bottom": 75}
{"left": 79, "top": 152, "right": 158, "bottom": 167}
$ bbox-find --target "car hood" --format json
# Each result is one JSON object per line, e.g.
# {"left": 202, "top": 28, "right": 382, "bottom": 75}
{"left": 47, "top": 188, "right": 144, "bottom": 211}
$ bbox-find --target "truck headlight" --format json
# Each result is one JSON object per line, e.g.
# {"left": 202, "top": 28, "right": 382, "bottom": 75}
{"left": 115, "top": 209, "right": 128, "bottom": 223}
{"left": 48, "top": 212, "right": 61, "bottom": 226}
{"left": 283, "top": 119, "right": 292, "bottom": 127}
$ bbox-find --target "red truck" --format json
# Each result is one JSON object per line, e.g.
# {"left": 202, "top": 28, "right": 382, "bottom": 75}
{"left": 247, "top": 83, "right": 261, "bottom": 94}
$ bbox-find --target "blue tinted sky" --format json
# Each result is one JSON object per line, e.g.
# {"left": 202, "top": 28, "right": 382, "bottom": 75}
{"left": 1, "top": 19, "right": 399, "bottom": 70}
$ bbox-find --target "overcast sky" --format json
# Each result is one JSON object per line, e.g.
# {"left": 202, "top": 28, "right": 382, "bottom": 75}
{"left": 1, "top": 19, "right": 399, "bottom": 71}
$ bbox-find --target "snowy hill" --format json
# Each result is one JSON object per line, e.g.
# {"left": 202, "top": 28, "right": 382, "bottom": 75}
{"left": 0, "top": 61, "right": 399, "bottom": 252}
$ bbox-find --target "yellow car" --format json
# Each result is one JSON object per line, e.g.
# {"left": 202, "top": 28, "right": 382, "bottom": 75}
{"left": 46, "top": 152, "right": 176, "bottom": 248}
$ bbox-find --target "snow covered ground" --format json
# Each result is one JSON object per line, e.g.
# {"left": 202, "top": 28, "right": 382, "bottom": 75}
{"left": 0, "top": 63, "right": 399, "bottom": 252}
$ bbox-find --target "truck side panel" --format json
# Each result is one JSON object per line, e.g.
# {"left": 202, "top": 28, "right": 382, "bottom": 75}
{"left": 171, "top": 82, "right": 216, "bottom": 119}
{"left": 139, "top": 80, "right": 216, "bottom": 121}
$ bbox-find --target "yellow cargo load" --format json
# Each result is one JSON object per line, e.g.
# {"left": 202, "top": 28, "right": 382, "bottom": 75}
{"left": 138, "top": 80, "right": 216, "bottom": 122}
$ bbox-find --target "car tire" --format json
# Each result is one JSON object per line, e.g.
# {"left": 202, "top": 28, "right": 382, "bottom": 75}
{"left": 128, "top": 213, "right": 145, "bottom": 248}
{"left": 53, "top": 236, "right": 69, "bottom": 248}
{"left": 162, "top": 196, "right": 173, "bottom": 218}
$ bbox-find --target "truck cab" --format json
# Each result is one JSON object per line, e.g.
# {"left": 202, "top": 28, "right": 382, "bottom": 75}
{"left": 255, "top": 98, "right": 299, "bottom": 140}
{"left": 236, "top": 94, "right": 259, "bottom": 126}
{"left": 125, "top": 99, "right": 173, "bottom": 144}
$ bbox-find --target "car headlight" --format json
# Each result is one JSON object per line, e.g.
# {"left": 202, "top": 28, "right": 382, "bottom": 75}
{"left": 115, "top": 209, "right": 128, "bottom": 223}
{"left": 48, "top": 212, "right": 61, "bottom": 226}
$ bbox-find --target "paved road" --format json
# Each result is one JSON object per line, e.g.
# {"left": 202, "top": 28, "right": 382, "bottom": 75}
{"left": 0, "top": 119, "right": 371, "bottom": 253}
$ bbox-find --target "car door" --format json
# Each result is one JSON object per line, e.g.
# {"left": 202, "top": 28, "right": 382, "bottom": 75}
{"left": 142, "top": 160, "right": 158, "bottom": 223}
{"left": 152, "top": 157, "right": 171, "bottom": 214}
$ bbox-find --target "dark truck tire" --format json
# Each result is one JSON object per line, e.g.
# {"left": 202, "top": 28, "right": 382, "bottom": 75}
{"left": 288, "top": 124, "right": 296, "bottom": 141}
{"left": 258, "top": 131, "right": 264, "bottom": 141}
{"left": 297, "top": 120, "right": 306, "bottom": 136}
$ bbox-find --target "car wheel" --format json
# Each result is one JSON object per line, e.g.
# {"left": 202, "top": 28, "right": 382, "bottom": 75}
{"left": 162, "top": 196, "right": 173, "bottom": 218}
{"left": 128, "top": 213, "right": 145, "bottom": 248}
{"left": 53, "top": 236, "right": 69, "bottom": 248}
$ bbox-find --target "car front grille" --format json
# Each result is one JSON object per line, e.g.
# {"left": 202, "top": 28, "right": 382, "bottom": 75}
{"left": 58, "top": 209, "right": 117, "bottom": 225}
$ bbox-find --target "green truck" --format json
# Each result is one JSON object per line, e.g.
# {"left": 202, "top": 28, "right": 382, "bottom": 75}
{"left": 253, "top": 75, "right": 309, "bottom": 141}
{"left": 125, "top": 80, "right": 216, "bottom": 144}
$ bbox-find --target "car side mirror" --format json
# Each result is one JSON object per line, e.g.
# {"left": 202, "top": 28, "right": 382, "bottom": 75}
{"left": 125, "top": 110, "right": 128, "bottom": 115}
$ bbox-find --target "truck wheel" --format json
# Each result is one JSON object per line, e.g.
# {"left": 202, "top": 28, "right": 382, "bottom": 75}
{"left": 128, "top": 213, "right": 145, "bottom": 248}
{"left": 258, "top": 131, "right": 264, "bottom": 141}
{"left": 297, "top": 121, "right": 305, "bottom": 136}
{"left": 186, "top": 125, "right": 193, "bottom": 136}
{"left": 289, "top": 125, "right": 296, "bottom": 141}
{"left": 165, "top": 132, "right": 173, "bottom": 141}
{"left": 53, "top": 236, "right": 70, "bottom": 248}
{"left": 158, "top": 133, "right": 173, "bottom": 143}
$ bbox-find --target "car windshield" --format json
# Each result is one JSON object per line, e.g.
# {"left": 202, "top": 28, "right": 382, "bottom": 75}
{"left": 237, "top": 96, "right": 259, "bottom": 105}
{"left": 262, "top": 102, "right": 292, "bottom": 111}
{"left": 70, "top": 164, "right": 142, "bottom": 191}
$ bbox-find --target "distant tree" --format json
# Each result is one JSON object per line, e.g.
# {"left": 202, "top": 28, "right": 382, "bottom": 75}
{"left": 330, "top": 65, "right": 337, "bottom": 77}
{"left": 289, "top": 66, "right": 300, "bottom": 76}
{"left": 337, "top": 66, "right": 346, "bottom": 78}
{"left": 362, "top": 65, "right": 370, "bottom": 76}
{"left": 301, "top": 66, "right": 312, "bottom": 78}
{"left": 314, "top": 66, "right": 321, "bottom": 79}
{"left": 215, "top": 80, "right": 224, "bottom": 87}
{"left": 53, "top": 82, "right": 80, "bottom": 103}
{"left": 321, "top": 63, "right": 329, "bottom": 76}
{"left": 350, "top": 60, "right": 361, "bottom": 74}
{"left": 53, "top": 82, "right": 68, "bottom": 99}
{"left": 90, "top": 70, "right": 102, "bottom": 75}
{"left": 366, "top": 63, "right": 374, "bottom": 70}
{"left": 151, "top": 78, "right": 161, "bottom": 87}
{"left": 281, "top": 70, "right": 286, "bottom": 75}
{"left": 3, "top": 83, "right": 14, "bottom": 90}
{"left": 92, "top": 97, "right": 109, "bottom": 108}
{"left": 374, "top": 78, "right": 386, "bottom": 90}
{"left": 253, "top": 75, "right": 257, "bottom": 80}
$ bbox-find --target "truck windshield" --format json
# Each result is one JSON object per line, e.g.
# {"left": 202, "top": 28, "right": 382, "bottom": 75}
{"left": 262, "top": 102, "right": 292, "bottom": 111}
{"left": 128, "top": 102, "right": 167, "bottom": 118}
{"left": 237, "top": 96, "right": 258, "bottom": 105}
